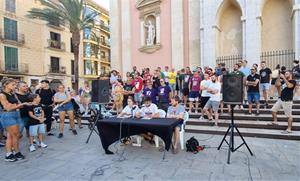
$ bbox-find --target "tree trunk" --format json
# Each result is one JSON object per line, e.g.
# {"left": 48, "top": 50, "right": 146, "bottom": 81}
{"left": 72, "top": 31, "right": 81, "bottom": 91}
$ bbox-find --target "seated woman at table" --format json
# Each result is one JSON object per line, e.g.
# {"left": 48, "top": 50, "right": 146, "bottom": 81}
{"left": 118, "top": 96, "right": 139, "bottom": 118}
{"left": 135, "top": 96, "right": 160, "bottom": 144}
{"left": 167, "top": 96, "right": 185, "bottom": 154}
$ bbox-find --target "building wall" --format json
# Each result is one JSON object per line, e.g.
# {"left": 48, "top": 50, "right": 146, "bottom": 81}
{"left": 110, "top": 0, "right": 300, "bottom": 74}
{"left": 130, "top": 0, "right": 172, "bottom": 71}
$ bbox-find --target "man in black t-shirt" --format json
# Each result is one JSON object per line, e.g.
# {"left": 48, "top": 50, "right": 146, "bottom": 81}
{"left": 259, "top": 61, "right": 272, "bottom": 107}
{"left": 35, "top": 80, "right": 56, "bottom": 136}
{"left": 271, "top": 71, "right": 296, "bottom": 134}
{"left": 123, "top": 77, "right": 134, "bottom": 108}
{"left": 246, "top": 67, "right": 260, "bottom": 115}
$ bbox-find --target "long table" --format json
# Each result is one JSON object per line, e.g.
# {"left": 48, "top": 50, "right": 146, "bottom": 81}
{"left": 96, "top": 117, "right": 183, "bottom": 153}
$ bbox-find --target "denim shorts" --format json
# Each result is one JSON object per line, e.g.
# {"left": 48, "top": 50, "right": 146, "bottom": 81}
{"left": 261, "top": 83, "right": 270, "bottom": 91}
{"left": 0, "top": 111, "right": 22, "bottom": 129}
{"left": 29, "top": 124, "right": 46, "bottom": 136}
{"left": 204, "top": 100, "right": 220, "bottom": 112}
{"left": 169, "top": 84, "right": 176, "bottom": 91}
{"left": 247, "top": 92, "right": 260, "bottom": 104}
{"left": 19, "top": 117, "right": 29, "bottom": 133}
{"left": 58, "top": 102, "right": 74, "bottom": 112}
{"left": 189, "top": 91, "right": 199, "bottom": 101}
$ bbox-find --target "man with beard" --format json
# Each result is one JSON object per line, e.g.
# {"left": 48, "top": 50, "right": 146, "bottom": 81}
{"left": 271, "top": 71, "right": 296, "bottom": 134}
{"left": 259, "top": 61, "right": 272, "bottom": 108}
{"left": 167, "top": 96, "right": 185, "bottom": 154}
{"left": 203, "top": 74, "right": 221, "bottom": 126}
{"left": 246, "top": 67, "right": 260, "bottom": 115}
{"left": 292, "top": 60, "right": 300, "bottom": 100}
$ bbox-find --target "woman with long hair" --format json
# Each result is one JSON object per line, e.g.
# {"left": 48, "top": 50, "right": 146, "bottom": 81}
{"left": 54, "top": 85, "right": 77, "bottom": 138}
{"left": 0, "top": 78, "right": 28, "bottom": 161}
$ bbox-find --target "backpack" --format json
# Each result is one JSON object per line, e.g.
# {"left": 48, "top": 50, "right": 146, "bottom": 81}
{"left": 186, "top": 137, "right": 199, "bottom": 153}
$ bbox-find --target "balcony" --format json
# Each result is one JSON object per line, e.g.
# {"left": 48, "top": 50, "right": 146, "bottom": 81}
{"left": 100, "top": 40, "right": 110, "bottom": 48}
{"left": 100, "top": 24, "right": 110, "bottom": 32}
{"left": 0, "top": 63, "right": 29, "bottom": 74}
{"left": 47, "top": 39, "right": 65, "bottom": 51}
{"left": 48, "top": 65, "right": 66, "bottom": 74}
{"left": 0, "top": 29, "right": 25, "bottom": 46}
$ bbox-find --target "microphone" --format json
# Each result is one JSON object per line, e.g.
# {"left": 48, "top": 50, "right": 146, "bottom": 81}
{"left": 131, "top": 105, "right": 137, "bottom": 118}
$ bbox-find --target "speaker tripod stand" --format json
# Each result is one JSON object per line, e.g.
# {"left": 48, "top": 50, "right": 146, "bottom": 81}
{"left": 85, "top": 103, "right": 110, "bottom": 144}
{"left": 218, "top": 104, "right": 253, "bottom": 164}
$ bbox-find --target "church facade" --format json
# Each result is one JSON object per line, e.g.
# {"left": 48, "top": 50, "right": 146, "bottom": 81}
{"left": 110, "top": 0, "right": 300, "bottom": 76}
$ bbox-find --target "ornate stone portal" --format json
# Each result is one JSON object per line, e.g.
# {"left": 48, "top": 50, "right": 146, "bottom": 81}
{"left": 136, "top": 0, "right": 162, "bottom": 53}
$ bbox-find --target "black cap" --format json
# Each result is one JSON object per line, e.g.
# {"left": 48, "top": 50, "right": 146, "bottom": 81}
{"left": 40, "top": 80, "right": 50, "bottom": 84}
{"left": 294, "top": 60, "right": 299, "bottom": 64}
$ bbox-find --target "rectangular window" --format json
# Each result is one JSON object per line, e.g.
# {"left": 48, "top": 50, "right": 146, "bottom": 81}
{"left": 4, "top": 17, "right": 17, "bottom": 41}
{"left": 4, "top": 46, "right": 18, "bottom": 71}
{"left": 100, "top": 51, "right": 105, "bottom": 59}
{"left": 6, "top": 0, "right": 16, "bottom": 13}
{"left": 70, "top": 38, "right": 74, "bottom": 53}
{"left": 84, "top": 60, "right": 92, "bottom": 75}
{"left": 50, "top": 57, "right": 60, "bottom": 73}
{"left": 71, "top": 60, "right": 75, "bottom": 75}
{"left": 92, "top": 62, "right": 98, "bottom": 75}
{"left": 50, "top": 32, "right": 61, "bottom": 41}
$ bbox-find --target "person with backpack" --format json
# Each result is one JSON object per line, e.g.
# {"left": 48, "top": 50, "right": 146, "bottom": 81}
{"left": 36, "top": 80, "right": 56, "bottom": 136}
{"left": 53, "top": 84, "right": 77, "bottom": 138}
{"left": 70, "top": 90, "right": 83, "bottom": 129}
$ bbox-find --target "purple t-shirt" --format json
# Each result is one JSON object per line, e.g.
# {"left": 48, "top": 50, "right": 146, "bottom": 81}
{"left": 190, "top": 76, "right": 201, "bottom": 92}
{"left": 143, "top": 87, "right": 158, "bottom": 104}
{"left": 158, "top": 85, "right": 171, "bottom": 103}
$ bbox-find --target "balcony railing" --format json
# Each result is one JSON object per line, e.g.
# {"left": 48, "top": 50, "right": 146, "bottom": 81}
{"left": 0, "top": 29, "right": 25, "bottom": 45}
{"left": 100, "top": 23, "right": 110, "bottom": 32}
{"left": 48, "top": 65, "right": 66, "bottom": 74}
{"left": 0, "top": 63, "right": 29, "bottom": 74}
{"left": 100, "top": 40, "right": 110, "bottom": 47}
{"left": 47, "top": 39, "right": 65, "bottom": 51}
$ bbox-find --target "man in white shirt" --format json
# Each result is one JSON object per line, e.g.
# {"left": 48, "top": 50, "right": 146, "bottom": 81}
{"left": 199, "top": 73, "right": 211, "bottom": 120}
{"left": 135, "top": 96, "right": 160, "bottom": 144}
{"left": 203, "top": 74, "right": 221, "bottom": 126}
{"left": 136, "top": 96, "right": 160, "bottom": 119}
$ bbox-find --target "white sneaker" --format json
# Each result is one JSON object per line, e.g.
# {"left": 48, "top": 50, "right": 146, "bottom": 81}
{"left": 29, "top": 145, "right": 36, "bottom": 152}
{"left": 40, "top": 142, "right": 48, "bottom": 148}
{"left": 195, "top": 110, "right": 198, "bottom": 114}
{"left": 199, "top": 116, "right": 204, "bottom": 120}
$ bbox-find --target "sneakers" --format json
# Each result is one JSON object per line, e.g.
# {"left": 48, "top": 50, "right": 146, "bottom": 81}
{"left": 29, "top": 145, "right": 36, "bottom": 152}
{"left": 39, "top": 142, "right": 48, "bottom": 148}
{"left": 58, "top": 133, "right": 63, "bottom": 138}
{"left": 199, "top": 116, "right": 204, "bottom": 120}
{"left": 5, "top": 153, "right": 18, "bottom": 162}
{"left": 72, "top": 130, "right": 78, "bottom": 135}
{"left": 14, "top": 152, "right": 25, "bottom": 160}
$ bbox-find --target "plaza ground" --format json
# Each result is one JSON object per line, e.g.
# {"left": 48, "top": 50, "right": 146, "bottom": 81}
{"left": 0, "top": 125, "right": 299, "bottom": 181}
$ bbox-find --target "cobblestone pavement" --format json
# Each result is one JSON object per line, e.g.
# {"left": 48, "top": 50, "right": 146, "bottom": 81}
{"left": 0, "top": 125, "right": 299, "bottom": 181}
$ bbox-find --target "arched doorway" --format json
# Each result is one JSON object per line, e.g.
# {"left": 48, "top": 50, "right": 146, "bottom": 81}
{"left": 216, "top": 0, "right": 243, "bottom": 69}
{"left": 261, "top": 0, "right": 294, "bottom": 69}
{"left": 50, "top": 79, "right": 62, "bottom": 91}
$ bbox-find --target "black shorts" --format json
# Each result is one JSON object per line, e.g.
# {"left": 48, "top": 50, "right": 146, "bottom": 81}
{"left": 200, "top": 97, "right": 210, "bottom": 108}
{"left": 182, "top": 88, "right": 189, "bottom": 96}
{"left": 271, "top": 78, "right": 277, "bottom": 85}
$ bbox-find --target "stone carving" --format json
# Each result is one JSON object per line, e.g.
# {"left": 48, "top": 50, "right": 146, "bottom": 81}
{"left": 144, "top": 20, "right": 156, "bottom": 46}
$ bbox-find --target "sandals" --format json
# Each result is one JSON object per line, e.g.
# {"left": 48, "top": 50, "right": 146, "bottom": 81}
{"left": 281, "top": 130, "right": 292, "bottom": 134}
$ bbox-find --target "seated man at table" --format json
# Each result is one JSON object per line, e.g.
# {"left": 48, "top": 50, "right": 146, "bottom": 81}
{"left": 135, "top": 96, "right": 160, "bottom": 144}
{"left": 167, "top": 95, "right": 185, "bottom": 154}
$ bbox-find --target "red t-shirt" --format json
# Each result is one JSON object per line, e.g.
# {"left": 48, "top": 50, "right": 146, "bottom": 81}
{"left": 134, "top": 78, "right": 143, "bottom": 93}
{"left": 143, "top": 73, "right": 152, "bottom": 82}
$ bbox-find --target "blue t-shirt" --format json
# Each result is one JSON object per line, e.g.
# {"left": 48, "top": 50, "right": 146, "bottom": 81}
{"left": 143, "top": 87, "right": 158, "bottom": 104}
{"left": 158, "top": 85, "right": 171, "bottom": 103}
{"left": 167, "top": 105, "right": 185, "bottom": 117}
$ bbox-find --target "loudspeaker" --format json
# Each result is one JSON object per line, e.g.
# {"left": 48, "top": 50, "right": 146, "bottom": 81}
{"left": 222, "top": 74, "right": 243, "bottom": 104}
{"left": 91, "top": 80, "right": 110, "bottom": 103}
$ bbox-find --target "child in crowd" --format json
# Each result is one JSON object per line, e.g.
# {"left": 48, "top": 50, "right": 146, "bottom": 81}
{"left": 28, "top": 94, "right": 48, "bottom": 152}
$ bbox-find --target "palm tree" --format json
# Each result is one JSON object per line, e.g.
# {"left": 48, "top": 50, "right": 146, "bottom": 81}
{"left": 27, "top": 0, "right": 98, "bottom": 90}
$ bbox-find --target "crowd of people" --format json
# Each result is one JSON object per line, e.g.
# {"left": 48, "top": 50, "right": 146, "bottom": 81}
{"left": 0, "top": 59, "right": 299, "bottom": 160}
{"left": 0, "top": 79, "right": 89, "bottom": 162}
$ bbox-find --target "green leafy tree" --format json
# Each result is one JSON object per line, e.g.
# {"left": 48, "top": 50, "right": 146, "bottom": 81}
{"left": 27, "top": 0, "right": 98, "bottom": 89}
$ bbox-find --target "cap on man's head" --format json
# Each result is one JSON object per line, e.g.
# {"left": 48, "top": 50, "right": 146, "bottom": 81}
{"left": 294, "top": 60, "right": 299, "bottom": 64}
{"left": 40, "top": 80, "right": 49, "bottom": 84}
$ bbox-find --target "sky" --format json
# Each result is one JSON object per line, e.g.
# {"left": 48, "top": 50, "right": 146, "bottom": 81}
{"left": 93, "top": 0, "right": 110, "bottom": 10}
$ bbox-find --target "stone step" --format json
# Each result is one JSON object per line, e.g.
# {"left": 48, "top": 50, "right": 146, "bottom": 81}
{"left": 185, "top": 104, "right": 300, "bottom": 109}
{"left": 185, "top": 108, "right": 300, "bottom": 115}
{"left": 185, "top": 125, "right": 300, "bottom": 141}
{"left": 188, "top": 113, "right": 300, "bottom": 122}
{"left": 186, "top": 119, "right": 300, "bottom": 131}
